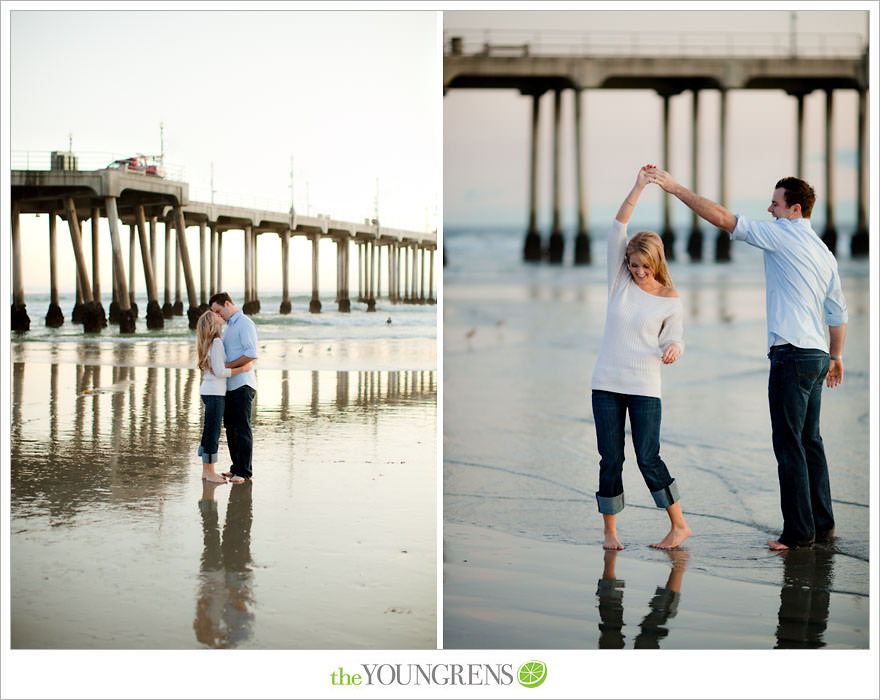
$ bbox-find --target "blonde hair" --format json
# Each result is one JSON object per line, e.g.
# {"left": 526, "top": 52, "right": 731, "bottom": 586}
{"left": 626, "top": 231, "right": 673, "bottom": 288}
{"left": 196, "top": 311, "right": 221, "bottom": 372}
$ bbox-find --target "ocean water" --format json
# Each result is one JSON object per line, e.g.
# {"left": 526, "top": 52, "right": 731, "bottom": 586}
{"left": 443, "top": 225, "right": 870, "bottom": 610}
{"left": 10, "top": 295, "right": 438, "bottom": 649}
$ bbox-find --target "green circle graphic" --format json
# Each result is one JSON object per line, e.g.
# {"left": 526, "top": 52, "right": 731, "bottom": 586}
{"left": 517, "top": 660, "right": 547, "bottom": 688}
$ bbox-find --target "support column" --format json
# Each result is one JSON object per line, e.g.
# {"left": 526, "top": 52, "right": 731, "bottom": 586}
{"left": 687, "top": 89, "right": 703, "bottom": 261}
{"left": 309, "top": 233, "right": 321, "bottom": 313}
{"left": 411, "top": 244, "right": 419, "bottom": 305}
{"left": 660, "top": 92, "right": 676, "bottom": 260}
{"left": 252, "top": 228, "right": 260, "bottom": 313}
{"left": 795, "top": 92, "right": 806, "bottom": 177}
{"left": 66, "top": 199, "right": 104, "bottom": 332}
{"left": 46, "top": 210, "right": 64, "bottom": 327}
{"left": 209, "top": 224, "right": 217, "bottom": 296}
{"left": 377, "top": 244, "right": 382, "bottom": 301}
{"left": 419, "top": 246, "right": 426, "bottom": 303}
{"left": 217, "top": 230, "right": 223, "bottom": 292}
{"left": 162, "top": 216, "right": 173, "bottom": 317}
{"left": 574, "top": 88, "right": 591, "bottom": 265}
{"left": 73, "top": 214, "right": 85, "bottom": 324}
{"left": 405, "top": 245, "right": 412, "bottom": 303}
{"left": 427, "top": 248, "right": 436, "bottom": 304}
{"left": 548, "top": 88, "right": 564, "bottom": 263}
{"left": 150, "top": 216, "right": 158, "bottom": 276}
{"left": 103, "top": 197, "right": 135, "bottom": 333}
{"left": 280, "top": 230, "right": 291, "bottom": 313}
{"left": 136, "top": 205, "right": 164, "bottom": 329}
{"left": 91, "top": 209, "right": 107, "bottom": 326}
{"left": 366, "top": 240, "right": 377, "bottom": 312}
{"left": 851, "top": 88, "right": 868, "bottom": 256}
{"left": 243, "top": 226, "right": 253, "bottom": 313}
{"left": 173, "top": 234, "right": 183, "bottom": 315}
{"left": 524, "top": 92, "right": 542, "bottom": 261}
{"left": 822, "top": 89, "right": 837, "bottom": 254}
{"left": 172, "top": 206, "right": 201, "bottom": 328}
{"left": 338, "top": 236, "right": 351, "bottom": 312}
{"left": 387, "top": 242, "right": 395, "bottom": 303}
{"left": 11, "top": 201, "right": 30, "bottom": 331}
{"left": 128, "top": 224, "right": 139, "bottom": 317}
{"left": 715, "top": 88, "right": 731, "bottom": 262}
{"left": 357, "top": 242, "right": 364, "bottom": 302}
{"left": 199, "top": 221, "right": 207, "bottom": 307}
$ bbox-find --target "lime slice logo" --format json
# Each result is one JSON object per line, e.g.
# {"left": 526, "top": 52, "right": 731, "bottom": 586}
{"left": 517, "top": 660, "right": 547, "bottom": 688}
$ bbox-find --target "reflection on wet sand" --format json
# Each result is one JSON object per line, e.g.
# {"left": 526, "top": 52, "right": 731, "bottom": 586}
{"left": 195, "top": 480, "right": 255, "bottom": 649}
{"left": 596, "top": 549, "right": 689, "bottom": 649}
{"left": 775, "top": 547, "right": 834, "bottom": 649}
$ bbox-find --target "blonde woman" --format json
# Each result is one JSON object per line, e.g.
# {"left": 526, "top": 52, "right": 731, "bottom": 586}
{"left": 197, "top": 311, "right": 252, "bottom": 484}
{"left": 591, "top": 165, "right": 691, "bottom": 550}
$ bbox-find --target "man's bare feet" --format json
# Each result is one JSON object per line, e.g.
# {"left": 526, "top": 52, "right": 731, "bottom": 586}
{"left": 767, "top": 539, "right": 789, "bottom": 551}
{"left": 221, "top": 471, "right": 235, "bottom": 478}
{"left": 603, "top": 531, "right": 624, "bottom": 550}
{"left": 228, "top": 475, "right": 247, "bottom": 484}
{"left": 651, "top": 525, "right": 691, "bottom": 549}
{"left": 202, "top": 473, "right": 227, "bottom": 484}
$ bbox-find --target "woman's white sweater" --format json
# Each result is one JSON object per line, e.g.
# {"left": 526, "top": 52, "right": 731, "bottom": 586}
{"left": 590, "top": 220, "right": 684, "bottom": 399}
{"left": 199, "top": 337, "right": 232, "bottom": 396}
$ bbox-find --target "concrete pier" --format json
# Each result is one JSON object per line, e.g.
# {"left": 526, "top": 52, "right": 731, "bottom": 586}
{"left": 45, "top": 211, "right": 64, "bottom": 327}
{"left": 822, "top": 89, "right": 837, "bottom": 254}
{"left": 687, "top": 89, "right": 703, "bottom": 261}
{"left": 64, "top": 197, "right": 105, "bottom": 333}
{"left": 573, "top": 89, "right": 590, "bottom": 264}
{"left": 715, "top": 88, "right": 731, "bottom": 262}
{"left": 280, "top": 230, "right": 291, "bottom": 314}
{"left": 852, "top": 88, "right": 868, "bottom": 256}
{"left": 11, "top": 166, "right": 436, "bottom": 333}
{"left": 547, "top": 89, "right": 564, "bottom": 263}
{"left": 444, "top": 35, "right": 868, "bottom": 263}
{"left": 11, "top": 202, "right": 29, "bottom": 331}
{"left": 91, "top": 209, "right": 107, "bottom": 326}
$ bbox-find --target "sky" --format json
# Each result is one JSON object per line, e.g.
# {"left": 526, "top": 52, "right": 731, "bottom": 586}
{"left": 5, "top": 7, "right": 440, "bottom": 295}
{"left": 444, "top": 8, "right": 875, "bottom": 237}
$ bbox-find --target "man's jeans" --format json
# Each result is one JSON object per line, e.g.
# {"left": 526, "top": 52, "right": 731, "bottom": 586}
{"left": 768, "top": 345, "right": 833, "bottom": 547}
{"left": 225, "top": 385, "right": 256, "bottom": 479}
{"left": 592, "top": 390, "right": 679, "bottom": 515}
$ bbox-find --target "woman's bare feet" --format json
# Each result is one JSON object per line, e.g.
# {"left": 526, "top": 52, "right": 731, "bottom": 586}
{"left": 651, "top": 524, "right": 691, "bottom": 549}
{"left": 603, "top": 531, "right": 624, "bottom": 550}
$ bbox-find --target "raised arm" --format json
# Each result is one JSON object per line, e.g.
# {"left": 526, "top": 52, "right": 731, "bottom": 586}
{"left": 647, "top": 167, "right": 737, "bottom": 233}
{"left": 615, "top": 165, "right": 654, "bottom": 224}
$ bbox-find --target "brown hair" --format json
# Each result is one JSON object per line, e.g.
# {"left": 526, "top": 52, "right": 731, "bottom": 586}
{"left": 626, "top": 231, "right": 673, "bottom": 288}
{"left": 208, "top": 291, "right": 233, "bottom": 308}
{"left": 775, "top": 177, "right": 816, "bottom": 217}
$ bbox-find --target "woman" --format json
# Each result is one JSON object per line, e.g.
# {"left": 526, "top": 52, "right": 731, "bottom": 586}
{"left": 591, "top": 165, "right": 691, "bottom": 550}
{"left": 197, "top": 310, "right": 252, "bottom": 484}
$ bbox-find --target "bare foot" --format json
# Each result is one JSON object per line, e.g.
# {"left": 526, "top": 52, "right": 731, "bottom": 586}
{"left": 202, "top": 473, "right": 227, "bottom": 484}
{"left": 651, "top": 525, "right": 691, "bottom": 549}
{"left": 767, "top": 539, "right": 789, "bottom": 551}
{"left": 228, "top": 475, "right": 247, "bottom": 484}
{"left": 221, "top": 471, "right": 235, "bottom": 478}
{"left": 603, "top": 531, "right": 624, "bottom": 550}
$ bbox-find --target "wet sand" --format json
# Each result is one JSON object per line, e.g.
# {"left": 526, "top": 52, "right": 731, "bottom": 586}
{"left": 10, "top": 339, "right": 437, "bottom": 649}
{"left": 443, "top": 229, "right": 872, "bottom": 653}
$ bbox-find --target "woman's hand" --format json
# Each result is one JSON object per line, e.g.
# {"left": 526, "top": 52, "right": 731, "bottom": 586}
{"left": 646, "top": 167, "right": 677, "bottom": 193}
{"left": 661, "top": 343, "right": 681, "bottom": 365}
{"left": 242, "top": 361, "right": 253, "bottom": 373}
{"left": 636, "top": 164, "right": 655, "bottom": 188}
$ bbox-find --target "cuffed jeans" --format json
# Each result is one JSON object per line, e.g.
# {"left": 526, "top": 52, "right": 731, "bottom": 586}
{"left": 225, "top": 385, "right": 256, "bottom": 479}
{"left": 199, "top": 395, "right": 225, "bottom": 464}
{"left": 592, "top": 390, "right": 679, "bottom": 515}
{"left": 768, "top": 345, "right": 833, "bottom": 547}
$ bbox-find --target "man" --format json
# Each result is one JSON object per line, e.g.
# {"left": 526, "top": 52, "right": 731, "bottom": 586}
{"left": 209, "top": 292, "right": 258, "bottom": 482}
{"left": 646, "top": 168, "right": 847, "bottom": 551}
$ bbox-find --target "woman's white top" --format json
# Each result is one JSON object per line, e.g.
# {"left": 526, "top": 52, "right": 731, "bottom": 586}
{"left": 200, "top": 337, "right": 232, "bottom": 396}
{"left": 590, "top": 220, "right": 684, "bottom": 399}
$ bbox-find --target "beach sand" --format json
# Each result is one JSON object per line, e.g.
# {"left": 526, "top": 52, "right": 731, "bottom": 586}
{"left": 443, "top": 228, "right": 871, "bottom": 651}
{"left": 10, "top": 332, "right": 437, "bottom": 649}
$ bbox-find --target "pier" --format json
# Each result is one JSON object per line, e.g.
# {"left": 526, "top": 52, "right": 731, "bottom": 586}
{"left": 444, "top": 29, "right": 869, "bottom": 263}
{"left": 11, "top": 160, "right": 437, "bottom": 332}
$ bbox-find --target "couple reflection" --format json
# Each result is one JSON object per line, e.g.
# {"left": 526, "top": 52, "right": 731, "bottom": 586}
{"left": 596, "top": 549, "right": 688, "bottom": 649}
{"left": 194, "top": 479, "right": 255, "bottom": 648}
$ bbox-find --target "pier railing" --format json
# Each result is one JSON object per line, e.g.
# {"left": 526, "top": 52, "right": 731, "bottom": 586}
{"left": 444, "top": 28, "right": 867, "bottom": 59}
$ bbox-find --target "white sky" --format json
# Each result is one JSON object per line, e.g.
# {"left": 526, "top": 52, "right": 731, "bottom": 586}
{"left": 444, "top": 7, "right": 874, "bottom": 232}
{"left": 5, "top": 6, "right": 440, "bottom": 294}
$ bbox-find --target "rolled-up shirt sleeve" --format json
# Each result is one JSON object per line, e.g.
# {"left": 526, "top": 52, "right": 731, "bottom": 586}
{"left": 241, "top": 320, "right": 259, "bottom": 359}
{"left": 824, "top": 269, "right": 848, "bottom": 326}
{"left": 731, "top": 214, "right": 780, "bottom": 251}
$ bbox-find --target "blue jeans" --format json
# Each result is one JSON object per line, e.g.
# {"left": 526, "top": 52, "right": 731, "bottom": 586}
{"left": 199, "top": 395, "right": 225, "bottom": 464}
{"left": 768, "top": 345, "right": 833, "bottom": 547}
{"left": 592, "top": 390, "right": 679, "bottom": 515}
{"left": 225, "top": 385, "right": 256, "bottom": 479}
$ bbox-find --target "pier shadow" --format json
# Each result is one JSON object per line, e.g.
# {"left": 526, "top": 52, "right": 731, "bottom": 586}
{"left": 774, "top": 547, "right": 833, "bottom": 649}
{"left": 596, "top": 549, "right": 688, "bottom": 649}
{"left": 194, "top": 479, "right": 255, "bottom": 649}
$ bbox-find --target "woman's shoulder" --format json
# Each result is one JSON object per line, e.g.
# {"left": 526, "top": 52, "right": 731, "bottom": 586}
{"left": 657, "top": 286, "right": 679, "bottom": 299}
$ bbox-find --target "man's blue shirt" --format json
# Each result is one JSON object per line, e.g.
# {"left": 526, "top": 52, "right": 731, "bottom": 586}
{"left": 223, "top": 310, "right": 258, "bottom": 391}
{"left": 731, "top": 215, "right": 848, "bottom": 353}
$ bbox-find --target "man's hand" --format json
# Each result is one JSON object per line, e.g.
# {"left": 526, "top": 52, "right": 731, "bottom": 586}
{"left": 826, "top": 359, "right": 843, "bottom": 388}
{"left": 646, "top": 167, "right": 677, "bottom": 193}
